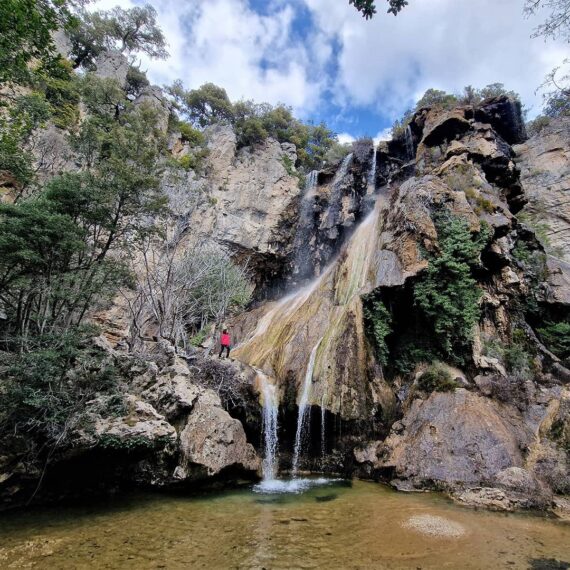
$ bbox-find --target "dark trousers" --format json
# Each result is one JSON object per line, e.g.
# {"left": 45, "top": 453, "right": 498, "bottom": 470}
{"left": 219, "top": 345, "right": 230, "bottom": 358}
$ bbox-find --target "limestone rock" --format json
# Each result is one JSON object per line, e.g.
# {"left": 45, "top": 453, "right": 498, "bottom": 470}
{"left": 93, "top": 50, "right": 129, "bottom": 87}
{"left": 377, "top": 390, "right": 532, "bottom": 488}
{"left": 516, "top": 117, "right": 570, "bottom": 262}
{"left": 93, "top": 396, "right": 177, "bottom": 446}
{"left": 134, "top": 86, "right": 171, "bottom": 133}
{"left": 453, "top": 487, "right": 530, "bottom": 512}
{"left": 174, "top": 393, "right": 260, "bottom": 479}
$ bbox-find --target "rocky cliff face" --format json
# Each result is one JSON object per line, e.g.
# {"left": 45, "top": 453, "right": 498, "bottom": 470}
{"left": 3, "top": 51, "right": 569, "bottom": 515}
{"left": 515, "top": 117, "right": 570, "bottom": 263}
{"left": 230, "top": 97, "right": 570, "bottom": 512}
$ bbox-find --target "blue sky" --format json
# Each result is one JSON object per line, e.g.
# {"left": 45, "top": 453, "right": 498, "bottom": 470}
{"left": 93, "top": 0, "right": 568, "bottom": 142}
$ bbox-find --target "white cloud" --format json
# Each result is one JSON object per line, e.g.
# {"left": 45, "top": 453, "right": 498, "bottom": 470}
{"left": 303, "top": 0, "right": 568, "bottom": 120}
{"left": 337, "top": 132, "right": 356, "bottom": 144}
{"left": 374, "top": 127, "right": 392, "bottom": 144}
{"left": 90, "top": 0, "right": 566, "bottom": 134}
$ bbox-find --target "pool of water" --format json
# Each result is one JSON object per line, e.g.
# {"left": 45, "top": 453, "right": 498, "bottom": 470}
{"left": 0, "top": 479, "right": 569, "bottom": 569}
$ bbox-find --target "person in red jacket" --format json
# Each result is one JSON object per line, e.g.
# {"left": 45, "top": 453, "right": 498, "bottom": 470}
{"left": 219, "top": 329, "right": 231, "bottom": 358}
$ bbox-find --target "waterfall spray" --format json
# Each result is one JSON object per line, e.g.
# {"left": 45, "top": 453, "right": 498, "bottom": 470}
{"left": 292, "top": 338, "right": 322, "bottom": 475}
{"left": 367, "top": 146, "right": 377, "bottom": 194}
{"left": 257, "top": 371, "right": 279, "bottom": 482}
{"left": 405, "top": 125, "right": 415, "bottom": 162}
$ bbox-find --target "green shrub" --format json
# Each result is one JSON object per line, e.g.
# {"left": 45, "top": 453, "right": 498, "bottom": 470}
{"left": 42, "top": 59, "right": 81, "bottom": 129}
{"left": 189, "top": 329, "right": 208, "bottom": 347}
{"left": 363, "top": 296, "right": 392, "bottom": 366}
{"left": 126, "top": 65, "right": 149, "bottom": 97}
{"left": 413, "top": 213, "right": 489, "bottom": 361}
{"left": 417, "top": 362, "right": 458, "bottom": 393}
{"left": 538, "top": 321, "right": 570, "bottom": 363}
{"left": 0, "top": 328, "right": 122, "bottom": 454}
{"left": 178, "top": 122, "right": 205, "bottom": 146}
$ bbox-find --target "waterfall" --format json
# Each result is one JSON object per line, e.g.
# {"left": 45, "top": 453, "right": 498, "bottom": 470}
{"left": 257, "top": 371, "right": 279, "bottom": 482}
{"left": 367, "top": 146, "right": 377, "bottom": 194}
{"left": 292, "top": 338, "right": 323, "bottom": 475}
{"left": 325, "top": 153, "right": 353, "bottom": 226}
{"left": 405, "top": 125, "right": 415, "bottom": 162}
{"left": 320, "top": 394, "right": 327, "bottom": 468}
{"left": 292, "top": 170, "right": 319, "bottom": 279}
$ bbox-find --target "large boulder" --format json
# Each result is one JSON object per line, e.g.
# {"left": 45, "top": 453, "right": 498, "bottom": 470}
{"left": 376, "top": 389, "right": 533, "bottom": 488}
{"left": 174, "top": 391, "right": 260, "bottom": 480}
{"left": 93, "top": 50, "right": 129, "bottom": 87}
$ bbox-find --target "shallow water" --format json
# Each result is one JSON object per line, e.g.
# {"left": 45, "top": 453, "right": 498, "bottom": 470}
{"left": 0, "top": 479, "right": 569, "bottom": 569}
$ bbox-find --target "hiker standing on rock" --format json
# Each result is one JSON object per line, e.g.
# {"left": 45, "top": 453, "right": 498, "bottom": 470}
{"left": 219, "top": 329, "right": 231, "bottom": 359}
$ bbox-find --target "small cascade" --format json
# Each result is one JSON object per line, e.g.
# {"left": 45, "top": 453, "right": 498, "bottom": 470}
{"left": 292, "top": 338, "right": 323, "bottom": 475}
{"left": 325, "top": 153, "right": 353, "bottom": 225}
{"left": 320, "top": 394, "right": 327, "bottom": 468}
{"left": 405, "top": 125, "right": 415, "bottom": 162}
{"left": 367, "top": 146, "right": 377, "bottom": 195}
{"left": 257, "top": 371, "right": 279, "bottom": 482}
{"left": 292, "top": 170, "right": 319, "bottom": 279}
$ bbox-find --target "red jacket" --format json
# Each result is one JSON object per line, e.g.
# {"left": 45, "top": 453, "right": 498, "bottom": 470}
{"left": 220, "top": 333, "right": 230, "bottom": 346}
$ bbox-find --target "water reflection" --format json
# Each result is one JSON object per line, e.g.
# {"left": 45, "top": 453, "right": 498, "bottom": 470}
{"left": 0, "top": 480, "right": 569, "bottom": 569}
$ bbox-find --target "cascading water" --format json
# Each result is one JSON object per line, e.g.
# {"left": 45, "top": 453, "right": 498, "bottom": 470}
{"left": 324, "top": 153, "right": 353, "bottom": 229}
{"left": 405, "top": 125, "right": 415, "bottom": 162}
{"left": 292, "top": 337, "right": 323, "bottom": 475}
{"left": 257, "top": 371, "right": 279, "bottom": 482}
{"left": 320, "top": 394, "right": 327, "bottom": 467}
{"left": 292, "top": 170, "right": 319, "bottom": 279}
{"left": 367, "top": 146, "right": 377, "bottom": 195}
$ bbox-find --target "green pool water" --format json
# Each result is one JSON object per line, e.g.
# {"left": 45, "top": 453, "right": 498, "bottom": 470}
{"left": 0, "top": 479, "right": 569, "bottom": 569}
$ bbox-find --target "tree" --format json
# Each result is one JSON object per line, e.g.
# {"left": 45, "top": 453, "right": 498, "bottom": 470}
{"left": 415, "top": 88, "right": 458, "bottom": 110}
{"left": 69, "top": 4, "right": 168, "bottom": 69}
{"left": 413, "top": 214, "right": 489, "bottom": 361}
{"left": 349, "top": 0, "right": 408, "bottom": 19}
{"left": 525, "top": 1, "right": 570, "bottom": 115}
{"left": 167, "top": 81, "right": 234, "bottom": 128}
{"left": 0, "top": 0, "right": 79, "bottom": 84}
{"left": 525, "top": 0, "right": 570, "bottom": 42}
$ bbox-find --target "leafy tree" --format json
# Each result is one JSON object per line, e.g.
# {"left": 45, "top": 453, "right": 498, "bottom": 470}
{"left": 0, "top": 77, "right": 167, "bottom": 346}
{"left": 413, "top": 214, "right": 489, "bottom": 361}
{"left": 0, "top": 93, "right": 51, "bottom": 191}
{"left": 69, "top": 4, "right": 168, "bottom": 69}
{"left": 349, "top": 0, "right": 408, "bottom": 19}
{"left": 0, "top": 327, "right": 122, "bottom": 457}
{"left": 0, "top": 0, "right": 78, "bottom": 84}
{"left": 415, "top": 88, "right": 458, "bottom": 110}
{"left": 538, "top": 321, "right": 570, "bottom": 362}
{"left": 364, "top": 296, "right": 392, "bottom": 366}
{"left": 167, "top": 81, "right": 234, "bottom": 128}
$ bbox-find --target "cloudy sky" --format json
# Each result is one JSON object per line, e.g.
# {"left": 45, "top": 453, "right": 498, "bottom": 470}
{"left": 93, "top": 0, "right": 567, "bottom": 142}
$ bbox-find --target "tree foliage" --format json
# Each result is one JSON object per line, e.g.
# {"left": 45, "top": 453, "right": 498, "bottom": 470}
{"left": 166, "top": 82, "right": 338, "bottom": 170}
{"left": 413, "top": 214, "right": 489, "bottom": 361}
{"left": 363, "top": 296, "right": 392, "bottom": 366}
{"left": 0, "top": 0, "right": 79, "bottom": 84}
{"left": 69, "top": 4, "right": 168, "bottom": 69}
{"left": 349, "top": 0, "right": 408, "bottom": 19}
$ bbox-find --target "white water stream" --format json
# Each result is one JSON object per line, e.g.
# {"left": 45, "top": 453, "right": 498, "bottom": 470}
{"left": 291, "top": 337, "right": 323, "bottom": 475}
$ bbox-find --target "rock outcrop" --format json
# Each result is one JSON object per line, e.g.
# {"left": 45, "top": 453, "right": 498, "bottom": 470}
{"left": 0, "top": 345, "right": 261, "bottom": 508}
{"left": 515, "top": 116, "right": 570, "bottom": 262}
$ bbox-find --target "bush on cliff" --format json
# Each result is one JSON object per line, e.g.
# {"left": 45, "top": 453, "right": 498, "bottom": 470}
{"left": 363, "top": 295, "right": 392, "bottom": 366}
{"left": 0, "top": 327, "right": 122, "bottom": 457}
{"left": 413, "top": 214, "right": 490, "bottom": 362}
{"left": 416, "top": 362, "right": 458, "bottom": 393}
{"left": 166, "top": 81, "right": 338, "bottom": 171}
{"left": 538, "top": 321, "right": 570, "bottom": 364}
